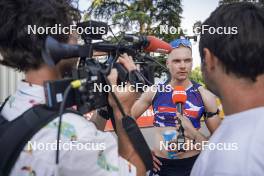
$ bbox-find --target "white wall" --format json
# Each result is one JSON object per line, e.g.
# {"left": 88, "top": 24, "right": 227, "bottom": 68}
{"left": 0, "top": 65, "right": 24, "bottom": 103}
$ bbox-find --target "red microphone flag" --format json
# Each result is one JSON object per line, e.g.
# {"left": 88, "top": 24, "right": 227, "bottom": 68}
{"left": 144, "top": 36, "right": 172, "bottom": 53}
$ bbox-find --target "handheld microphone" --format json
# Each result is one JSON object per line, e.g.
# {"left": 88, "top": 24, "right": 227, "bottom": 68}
{"left": 172, "top": 86, "right": 187, "bottom": 152}
{"left": 124, "top": 35, "right": 172, "bottom": 53}
{"left": 172, "top": 86, "right": 187, "bottom": 115}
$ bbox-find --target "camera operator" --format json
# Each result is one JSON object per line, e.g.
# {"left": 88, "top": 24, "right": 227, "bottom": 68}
{"left": 0, "top": 0, "right": 145, "bottom": 175}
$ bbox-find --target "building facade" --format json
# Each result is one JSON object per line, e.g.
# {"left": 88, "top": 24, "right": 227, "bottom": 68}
{"left": 0, "top": 65, "right": 24, "bottom": 103}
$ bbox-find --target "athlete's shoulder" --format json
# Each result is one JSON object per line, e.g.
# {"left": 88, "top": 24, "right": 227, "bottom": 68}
{"left": 197, "top": 86, "right": 218, "bottom": 109}
{"left": 198, "top": 86, "right": 216, "bottom": 99}
{"left": 189, "top": 80, "right": 201, "bottom": 89}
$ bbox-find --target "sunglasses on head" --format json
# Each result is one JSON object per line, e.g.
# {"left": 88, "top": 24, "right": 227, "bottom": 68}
{"left": 170, "top": 38, "right": 192, "bottom": 49}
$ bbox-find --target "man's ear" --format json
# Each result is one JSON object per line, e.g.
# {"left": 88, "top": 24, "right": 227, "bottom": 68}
{"left": 203, "top": 48, "right": 216, "bottom": 71}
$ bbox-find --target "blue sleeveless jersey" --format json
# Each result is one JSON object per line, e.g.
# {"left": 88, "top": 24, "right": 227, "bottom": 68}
{"left": 152, "top": 83, "right": 205, "bottom": 128}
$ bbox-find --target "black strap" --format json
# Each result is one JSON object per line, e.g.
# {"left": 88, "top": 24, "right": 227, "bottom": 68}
{"left": 0, "top": 105, "right": 78, "bottom": 176}
{"left": 0, "top": 96, "right": 153, "bottom": 174}
{"left": 122, "top": 116, "right": 153, "bottom": 170}
{"left": 0, "top": 96, "right": 10, "bottom": 110}
{"left": 204, "top": 109, "right": 220, "bottom": 120}
{"left": 0, "top": 97, "right": 10, "bottom": 176}
{"left": 0, "top": 96, "right": 10, "bottom": 113}
{"left": 190, "top": 81, "right": 219, "bottom": 120}
{"left": 0, "top": 96, "right": 11, "bottom": 127}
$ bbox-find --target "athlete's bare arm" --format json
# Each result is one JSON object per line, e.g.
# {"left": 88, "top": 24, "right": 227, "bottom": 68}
{"left": 198, "top": 87, "right": 221, "bottom": 134}
{"left": 131, "top": 86, "right": 157, "bottom": 119}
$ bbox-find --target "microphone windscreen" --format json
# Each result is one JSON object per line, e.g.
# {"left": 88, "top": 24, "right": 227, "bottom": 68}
{"left": 172, "top": 86, "right": 187, "bottom": 104}
{"left": 144, "top": 36, "right": 172, "bottom": 53}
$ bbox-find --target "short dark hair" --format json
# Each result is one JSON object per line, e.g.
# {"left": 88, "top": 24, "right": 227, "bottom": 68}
{"left": 199, "top": 2, "right": 264, "bottom": 81}
{"left": 0, "top": 0, "right": 80, "bottom": 72}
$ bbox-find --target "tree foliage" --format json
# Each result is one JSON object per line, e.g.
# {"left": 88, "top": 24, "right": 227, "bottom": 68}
{"left": 87, "top": 0, "right": 184, "bottom": 77}
{"left": 87, "top": 0, "right": 183, "bottom": 42}
{"left": 189, "top": 66, "right": 205, "bottom": 86}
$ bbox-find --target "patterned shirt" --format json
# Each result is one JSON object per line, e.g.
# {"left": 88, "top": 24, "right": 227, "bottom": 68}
{"left": 1, "top": 81, "right": 136, "bottom": 176}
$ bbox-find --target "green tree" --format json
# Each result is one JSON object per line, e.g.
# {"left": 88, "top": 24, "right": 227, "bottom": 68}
{"left": 189, "top": 66, "right": 204, "bottom": 86}
{"left": 87, "top": 0, "right": 184, "bottom": 78}
{"left": 87, "top": 0, "right": 183, "bottom": 42}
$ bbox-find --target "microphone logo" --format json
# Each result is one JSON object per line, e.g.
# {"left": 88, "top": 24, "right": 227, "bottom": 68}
{"left": 172, "top": 86, "right": 187, "bottom": 104}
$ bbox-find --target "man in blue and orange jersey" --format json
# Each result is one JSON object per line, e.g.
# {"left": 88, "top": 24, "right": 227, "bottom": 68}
{"left": 131, "top": 37, "right": 221, "bottom": 176}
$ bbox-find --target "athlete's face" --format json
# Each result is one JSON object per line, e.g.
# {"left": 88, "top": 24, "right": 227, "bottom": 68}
{"left": 166, "top": 46, "right": 193, "bottom": 81}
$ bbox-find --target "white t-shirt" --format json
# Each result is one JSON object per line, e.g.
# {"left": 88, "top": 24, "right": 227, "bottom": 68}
{"left": 191, "top": 107, "right": 264, "bottom": 176}
{"left": 1, "top": 81, "right": 136, "bottom": 176}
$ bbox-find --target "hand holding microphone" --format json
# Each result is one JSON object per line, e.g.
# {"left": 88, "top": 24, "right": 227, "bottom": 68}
{"left": 172, "top": 86, "right": 187, "bottom": 121}
{"left": 172, "top": 87, "right": 203, "bottom": 144}
{"left": 172, "top": 86, "right": 187, "bottom": 152}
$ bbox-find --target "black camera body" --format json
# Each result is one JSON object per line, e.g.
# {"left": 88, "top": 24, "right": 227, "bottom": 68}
{"left": 42, "top": 21, "right": 156, "bottom": 114}
{"left": 44, "top": 58, "right": 112, "bottom": 113}
{"left": 44, "top": 56, "right": 136, "bottom": 114}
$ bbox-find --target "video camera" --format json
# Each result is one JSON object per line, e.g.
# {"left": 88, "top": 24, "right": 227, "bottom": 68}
{"left": 42, "top": 20, "right": 172, "bottom": 114}
{"left": 40, "top": 20, "right": 172, "bottom": 171}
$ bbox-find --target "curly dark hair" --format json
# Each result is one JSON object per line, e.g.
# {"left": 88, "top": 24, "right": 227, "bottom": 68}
{"left": 199, "top": 2, "right": 264, "bottom": 81}
{"left": 0, "top": 0, "right": 81, "bottom": 72}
